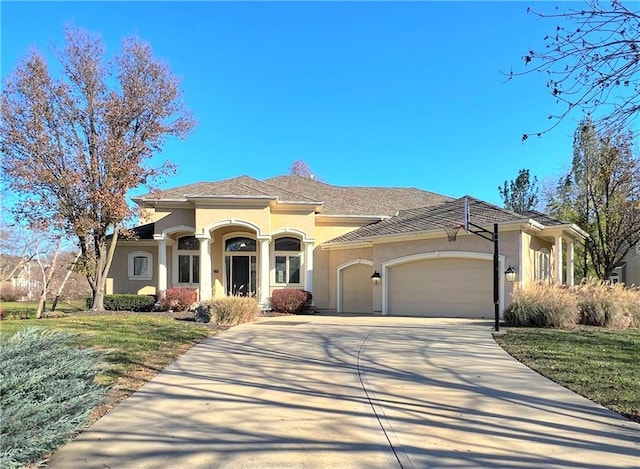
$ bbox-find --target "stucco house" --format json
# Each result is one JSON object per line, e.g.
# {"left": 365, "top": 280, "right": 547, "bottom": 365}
{"left": 612, "top": 246, "right": 640, "bottom": 286}
{"left": 108, "top": 175, "right": 588, "bottom": 318}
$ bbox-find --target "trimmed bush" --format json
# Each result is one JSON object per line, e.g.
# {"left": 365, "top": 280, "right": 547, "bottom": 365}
{"left": 203, "top": 296, "right": 259, "bottom": 326}
{"left": 504, "top": 282, "right": 579, "bottom": 328}
{"left": 157, "top": 288, "right": 197, "bottom": 312}
{"left": 0, "top": 328, "right": 109, "bottom": 468}
{"left": 85, "top": 294, "right": 156, "bottom": 312}
{"left": 271, "top": 289, "right": 312, "bottom": 314}
{"left": 576, "top": 281, "right": 640, "bottom": 328}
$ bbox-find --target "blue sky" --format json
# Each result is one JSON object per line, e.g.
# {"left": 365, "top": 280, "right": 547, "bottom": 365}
{"left": 2, "top": 1, "right": 589, "bottom": 207}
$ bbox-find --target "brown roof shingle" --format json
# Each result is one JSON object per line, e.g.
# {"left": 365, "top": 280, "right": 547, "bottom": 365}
{"left": 324, "top": 196, "right": 529, "bottom": 244}
{"left": 137, "top": 176, "right": 320, "bottom": 204}
{"left": 136, "top": 174, "right": 452, "bottom": 217}
{"left": 266, "top": 175, "right": 451, "bottom": 216}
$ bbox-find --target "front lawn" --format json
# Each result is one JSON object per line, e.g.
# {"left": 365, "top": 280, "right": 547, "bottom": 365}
{"left": 494, "top": 328, "right": 640, "bottom": 422}
{"left": 1, "top": 313, "right": 213, "bottom": 419}
{"left": 1, "top": 299, "right": 87, "bottom": 319}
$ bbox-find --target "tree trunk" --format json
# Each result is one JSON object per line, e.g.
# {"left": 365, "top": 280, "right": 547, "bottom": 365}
{"left": 51, "top": 251, "right": 81, "bottom": 312}
{"left": 91, "top": 229, "right": 119, "bottom": 311}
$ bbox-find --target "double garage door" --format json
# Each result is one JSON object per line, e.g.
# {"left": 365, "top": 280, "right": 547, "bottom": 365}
{"left": 387, "top": 257, "right": 493, "bottom": 318}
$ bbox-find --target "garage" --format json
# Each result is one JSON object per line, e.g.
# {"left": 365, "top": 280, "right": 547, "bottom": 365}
{"left": 387, "top": 256, "right": 493, "bottom": 317}
{"left": 340, "top": 262, "right": 373, "bottom": 313}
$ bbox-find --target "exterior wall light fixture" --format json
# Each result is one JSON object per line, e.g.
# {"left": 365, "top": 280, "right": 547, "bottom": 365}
{"left": 371, "top": 271, "right": 381, "bottom": 285}
{"left": 504, "top": 266, "right": 517, "bottom": 282}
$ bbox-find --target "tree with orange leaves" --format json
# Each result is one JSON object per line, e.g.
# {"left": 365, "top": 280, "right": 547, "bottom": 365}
{"left": 0, "top": 27, "right": 196, "bottom": 310}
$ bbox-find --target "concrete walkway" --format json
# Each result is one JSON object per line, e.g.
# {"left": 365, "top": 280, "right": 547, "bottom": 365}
{"left": 49, "top": 316, "right": 639, "bottom": 468}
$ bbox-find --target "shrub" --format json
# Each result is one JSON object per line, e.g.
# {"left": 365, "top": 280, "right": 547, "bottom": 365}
{"left": 0, "top": 328, "right": 109, "bottom": 468}
{"left": 157, "top": 288, "right": 197, "bottom": 312}
{"left": 504, "top": 282, "right": 579, "bottom": 328}
{"left": 576, "top": 281, "right": 640, "bottom": 328}
{"left": 203, "top": 296, "right": 259, "bottom": 326}
{"left": 271, "top": 289, "right": 312, "bottom": 314}
{"left": 85, "top": 294, "right": 156, "bottom": 312}
{"left": 0, "top": 285, "right": 30, "bottom": 302}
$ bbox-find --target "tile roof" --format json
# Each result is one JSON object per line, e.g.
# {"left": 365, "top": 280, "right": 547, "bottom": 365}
{"left": 324, "top": 196, "right": 529, "bottom": 244}
{"left": 266, "top": 175, "right": 452, "bottom": 216}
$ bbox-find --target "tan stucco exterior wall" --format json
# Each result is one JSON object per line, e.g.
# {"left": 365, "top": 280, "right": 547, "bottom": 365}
{"left": 270, "top": 210, "right": 316, "bottom": 238}
{"left": 196, "top": 207, "right": 271, "bottom": 235}
{"left": 154, "top": 208, "right": 196, "bottom": 234}
{"left": 522, "top": 233, "right": 554, "bottom": 284}
{"left": 321, "top": 247, "right": 373, "bottom": 310}
{"left": 107, "top": 244, "right": 158, "bottom": 295}
{"left": 315, "top": 220, "right": 373, "bottom": 245}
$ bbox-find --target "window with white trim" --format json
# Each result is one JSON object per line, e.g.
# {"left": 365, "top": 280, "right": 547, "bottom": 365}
{"left": 537, "top": 248, "right": 551, "bottom": 281}
{"left": 274, "top": 237, "right": 301, "bottom": 285}
{"left": 178, "top": 236, "right": 200, "bottom": 284}
{"left": 128, "top": 251, "right": 153, "bottom": 280}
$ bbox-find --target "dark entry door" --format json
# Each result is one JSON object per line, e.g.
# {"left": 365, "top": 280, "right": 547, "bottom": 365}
{"left": 226, "top": 255, "right": 256, "bottom": 296}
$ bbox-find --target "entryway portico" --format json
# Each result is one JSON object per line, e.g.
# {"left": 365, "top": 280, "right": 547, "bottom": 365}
{"left": 153, "top": 220, "right": 314, "bottom": 309}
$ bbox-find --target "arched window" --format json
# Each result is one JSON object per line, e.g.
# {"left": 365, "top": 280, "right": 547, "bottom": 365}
{"left": 274, "top": 237, "right": 301, "bottom": 284}
{"left": 537, "top": 248, "right": 550, "bottom": 281}
{"left": 178, "top": 236, "right": 199, "bottom": 284}
{"left": 128, "top": 251, "right": 153, "bottom": 280}
{"left": 225, "top": 237, "right": 256, "bottom": 252}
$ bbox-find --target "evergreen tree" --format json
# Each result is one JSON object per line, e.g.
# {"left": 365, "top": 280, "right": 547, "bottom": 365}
{"left": 499, "top": 169, "right": 539, "bottom": 212}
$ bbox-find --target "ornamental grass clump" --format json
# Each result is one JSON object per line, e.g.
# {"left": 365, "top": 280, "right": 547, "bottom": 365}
{"left": 504, "top": 282, "right": 579, "bottom": 328}
{"left": 204, "top": 296, "right": 259, "bottom": 326}
{"left": 0, "top": 328, "right": 109, "bottom": 469}
{"left": 576, "top": 281, "right": 640, "bottom": 328}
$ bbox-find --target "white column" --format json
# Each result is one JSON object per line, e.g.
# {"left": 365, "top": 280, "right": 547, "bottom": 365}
{"left": 304, "top": 241, "right": 314, "bottom": 298}
{"left": 155, "top": 237, "right": 167, "bottom": 295}
{"left": 555, "top": 235, "right": 564, "bottom": 285}
{"left": 567, "top": 240, "right": 575, "bottom": 286}
{"left": 259, "top": 239, "right": 270, "bottom": 308}
{"left": 197, "top": 234, "right": 212, "bottom": 302}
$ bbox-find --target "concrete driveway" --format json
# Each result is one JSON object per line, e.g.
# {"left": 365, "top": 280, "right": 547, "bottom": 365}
{"left": 50, "top": 316, "right": 639, "bottom": 469}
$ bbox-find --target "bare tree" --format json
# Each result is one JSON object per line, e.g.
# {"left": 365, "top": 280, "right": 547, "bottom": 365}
{"left": 289, "top": 160, "right": 317, "bottom": 179}
{"left": 50, "top": 251, "right": 82, "bottom": 312}
{"left": 508, "top": 1, "right": 639, "bottom": 140}
{"left": 34, "top": 237, "right": 61, "bottom": 318}
{"left": 0, "top": 227, "right": 36, "bottom": 282}
{"left": 0, "top": 26, "right": 195, "bottom": 310}
{"left": 549, "top": 117, "right": 640, "bottom": 280}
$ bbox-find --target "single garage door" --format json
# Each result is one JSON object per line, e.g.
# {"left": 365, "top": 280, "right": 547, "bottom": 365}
{"left": 341, "top": 263, "right": 373, "bottom": 313}
{"left": 388, "top": 257, "right": 493, "bottom": 317}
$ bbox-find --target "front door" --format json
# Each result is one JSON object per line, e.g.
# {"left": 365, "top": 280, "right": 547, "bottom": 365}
{"left": 225, "top": 255, "right": 257, "bottom": 296}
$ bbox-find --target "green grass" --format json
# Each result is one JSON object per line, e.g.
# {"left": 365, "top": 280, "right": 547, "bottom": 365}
{"left": 1, "top": 299, "right": 87, "bottom": 318}
{"left": 494, "top": 328, "right": 640, "bottom": 422}
{"left": 0, "top": 312, "right": 213, "bottom": 419}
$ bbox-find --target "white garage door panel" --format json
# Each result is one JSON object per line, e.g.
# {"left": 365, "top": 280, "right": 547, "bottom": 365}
{"left": 388, "top": 258, "right": 493, "bottom": 317}
{"left": 341, "top": 263, "right": 373, "bottom": 313}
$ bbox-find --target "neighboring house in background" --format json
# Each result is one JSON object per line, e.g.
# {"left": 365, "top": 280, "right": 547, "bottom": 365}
{"left": 611, "top": 246, "right": 640, "bottom": 286}
{"left": 108, "top": 175, "right": 587, "bottom": 318}
{"left": 0, "top": 255, "right": 41, "bottom": 300}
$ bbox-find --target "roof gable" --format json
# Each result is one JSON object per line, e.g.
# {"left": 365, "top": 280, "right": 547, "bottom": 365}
{"left": 136, "top": 175, "right": 319, "bottom": 204}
